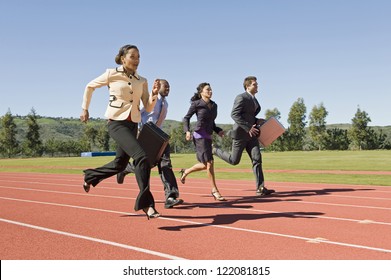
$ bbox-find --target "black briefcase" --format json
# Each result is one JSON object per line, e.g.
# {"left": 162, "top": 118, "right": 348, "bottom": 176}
{"left": 137, "top": 122, "right": 170, "bottom": 167}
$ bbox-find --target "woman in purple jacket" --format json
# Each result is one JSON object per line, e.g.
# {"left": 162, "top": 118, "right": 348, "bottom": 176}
{"left": 180, "top": 82, "right": 226, "bottom": 201}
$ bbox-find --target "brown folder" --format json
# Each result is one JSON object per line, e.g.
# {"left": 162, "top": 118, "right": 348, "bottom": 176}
{"left": 258, "top": 117, "right": 286, "bottom": 147}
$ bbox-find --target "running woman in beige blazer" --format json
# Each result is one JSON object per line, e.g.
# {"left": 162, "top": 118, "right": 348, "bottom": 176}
{"left": 80, "top": 44, "right": 161, "bottom": 219}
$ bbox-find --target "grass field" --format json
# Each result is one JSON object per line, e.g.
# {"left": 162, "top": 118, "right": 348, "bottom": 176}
{"left": 1, "top": 150, "right": 390, "bottom": 186}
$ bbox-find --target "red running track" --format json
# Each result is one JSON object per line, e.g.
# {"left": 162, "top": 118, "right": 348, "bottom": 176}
{"left": 0, "top": 172, "right": 390, "bottom": 260}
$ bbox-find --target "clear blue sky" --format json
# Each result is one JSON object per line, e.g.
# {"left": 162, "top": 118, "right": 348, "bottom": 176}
{"left": 1, "top": 0, "right": 390, "bottom": 127}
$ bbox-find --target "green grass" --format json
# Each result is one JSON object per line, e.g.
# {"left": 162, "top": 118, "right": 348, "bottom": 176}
{"left": 261, "top": 150, "right": 391, "bottom": 171}
{"left": 1, "top": 150, "right": 390, "bottom": 186}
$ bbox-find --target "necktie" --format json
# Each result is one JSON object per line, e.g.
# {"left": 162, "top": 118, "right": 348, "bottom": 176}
{"left": 156, "top": 98, "right": 167, "bottom": 128}
{"left": 253, "top": 97, "right": 259, "bottom": 111}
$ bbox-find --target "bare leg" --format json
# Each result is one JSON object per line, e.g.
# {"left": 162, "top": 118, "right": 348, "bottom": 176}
{"left": 207, "top": 161, "right": 225, "bottom": 201}
{"left": 180, "top": 161, "right": 226, "bottom": 201}
{"left": 181, "top": 162, "right": 207, "bottom": 182}
{"left": 206, "top": 161, "right": 218, "bottom": 192}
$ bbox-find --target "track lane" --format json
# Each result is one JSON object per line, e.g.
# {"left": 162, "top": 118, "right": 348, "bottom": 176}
{"left": 0, "top": 172, "right": 390, "bottom": 260}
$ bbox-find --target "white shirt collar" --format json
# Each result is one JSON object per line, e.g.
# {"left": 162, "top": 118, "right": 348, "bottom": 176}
{"left": 246, "top": 91, "right": 255, "bottom": 98}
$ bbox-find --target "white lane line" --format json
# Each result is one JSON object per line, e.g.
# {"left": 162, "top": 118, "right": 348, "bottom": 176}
{"left": 2, "top": 177, "right": 391, "bottom": 194}
{"left": 215, "top": 206, "right": 391, "bottom": 226}
{"left": 288, "top": 200, "right": 391, "bottom": 211}
{"left": 2, "top": 173, "right": 391, "bottom": 189}
{"left": 0, "top": 196, "right": 134, "bottom": 215}
{"left": 0, "top": 185, "right": 195, "bottom": 200}
{"left": 2, "top": 185, "right": 391, "bottom": 212}
{"left": 306, "top": 237, "right": 328, "bottom": 244}
{"left": 322, "top": 194, "right": 391, "bottom": 201}
{"left": 1, "top": 186, "right": 391, "bottom": 224}
{"left": 2, "top": 178, "right": 391, "bottom": 198}
{"left": 1, "top": 196, "right": 391, "bottom": 254}
{"left": 0, "top": 181, "right": 134, "bottom": 191}
{"left": 160, "top": 218, "right": 391, "bottom": 254}
{"left": 358, "top": 220, "right": 375, "bottom": 224}
{"left": 0, "top": 186, "right": 134, "bottom": 200}
{"left": 0, "top": 217, "right": 186, "bottom": 260}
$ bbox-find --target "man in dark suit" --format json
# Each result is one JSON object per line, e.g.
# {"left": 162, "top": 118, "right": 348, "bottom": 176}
{"left": 213, "top": 76, "right": 275, "bottom": 196}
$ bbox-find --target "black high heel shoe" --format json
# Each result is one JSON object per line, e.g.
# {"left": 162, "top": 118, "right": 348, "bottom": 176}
{"left": 143, "top": 207, "right": 160, "bottom": 220}
{"left": 179, "top": 168, "right": 186, "bottom": 184}
{"left": 83, "top": 182, "right": 91, "bottom": 193}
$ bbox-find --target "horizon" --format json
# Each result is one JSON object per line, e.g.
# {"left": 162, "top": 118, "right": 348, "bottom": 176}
{"left": 4, "top": 113, "right": 390, "bottom": 128}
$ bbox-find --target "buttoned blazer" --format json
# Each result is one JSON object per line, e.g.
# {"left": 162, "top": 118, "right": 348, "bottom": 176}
{"left": 82, "top": 66, "right": 157, "bottom": 122}
{"left": 230, "top": 92, "right": 261, "bottom": 140}
{"left": 183, "top": 99, "right": 222, "bottom": 136}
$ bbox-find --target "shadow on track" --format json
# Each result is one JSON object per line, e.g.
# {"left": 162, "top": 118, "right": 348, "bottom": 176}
{"left": 158, "top": 211, "right": 324, "bottom": 231}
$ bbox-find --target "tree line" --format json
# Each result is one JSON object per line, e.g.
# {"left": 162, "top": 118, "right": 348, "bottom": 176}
{"left": 169, "top": 98, "right": 391, "bottom": 152}
{"left": 1, "top": 99, "right": 390, "bottom": 158}
{"left": 0, "top": 108, "right": 111, "bottom": 158}
{"left": 264, "top": 98, "right": 391, "bottom": 151}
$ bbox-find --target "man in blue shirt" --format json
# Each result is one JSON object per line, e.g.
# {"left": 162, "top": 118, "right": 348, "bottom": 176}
{"left": 117, "top": 79, "right": 183, "bottom": 209}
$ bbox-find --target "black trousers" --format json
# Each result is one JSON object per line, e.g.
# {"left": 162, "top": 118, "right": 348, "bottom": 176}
{"left": 157, "top": 143, "right": 180, "bottom": 200}
{"left": 214, "top": 137, "right": 265, "bottom": 190}
{"left": 83, "top": 120, "right": 154, "bottom": 211}
{"left": 126, "top": 143, "right": 179, "bottom": 200}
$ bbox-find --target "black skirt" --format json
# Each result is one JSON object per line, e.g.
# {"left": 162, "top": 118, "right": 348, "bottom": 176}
{"left": 193, "top": 137, "right": 213, "bottom": 163}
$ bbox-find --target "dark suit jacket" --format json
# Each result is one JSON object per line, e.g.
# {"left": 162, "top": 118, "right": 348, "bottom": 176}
{"left": 183, "top": 99, "right": 222, "bottom": 136}
{"left": 231, "top": 92, "right": 260, "bottom": 140}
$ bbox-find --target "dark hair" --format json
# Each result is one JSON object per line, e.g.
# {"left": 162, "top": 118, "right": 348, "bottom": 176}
{"left": 115, "top": 44, "right": 139, "bottom": 65}
{"left": 243, "top": 76, "right": 257, "bottom": 90}
{"left": 191, "top": 82, "right": 210, "bottom": 101}
{"left": 159, "top": 79, "right": 168, "bottom": 85}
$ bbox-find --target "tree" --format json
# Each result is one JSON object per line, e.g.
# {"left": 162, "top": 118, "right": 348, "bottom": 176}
{"left": 0, "top": 110, "right": 19, "bottom": 158}
{"left": 286, "top": 98, "right": 307, "bottom": 150}
{"left": 22, "top": 108, "right": 43, "bottom": 157}
{"left": 44, "top": 137, "right": 61, "bottom": 157}
{"left": 220, "top": 130, "right": 233, "bottom": 151}
{"left": 212, "top": 130, "right": 232, "bottom": 152}
{"left": 264, "top": 108, "right": 281, "bottom": 120}
{"left": 348, "top": 107, "right": 371, "bottom": 150}
{"left": 323, "top": 128, "right": 350, "bottom": 150}
{"left": 308, "top": 103, "right": 328, "bottom": 151}
{"left": 82, "top": 124, "right": 98, "bottom": 151}
{"left": 59, "top": 139, "right": 85, "bottom": 157}
{"left": 169, "top": 126, "right": 192, "bottom": 153}
{"left": 96, "top": 124, "right": 110, "bottom": 151}
{"left": 365, "top": 128, "right": 390, "bottom": 150}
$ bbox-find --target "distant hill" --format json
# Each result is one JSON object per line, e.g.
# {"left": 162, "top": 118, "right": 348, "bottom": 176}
{"left": 12, "top": 116, "right": 105, "bottom": 142}
{"left": 4, "top": 116, "right": 391, "bottom": 143}
{"left": 326, "top": 123, "right": 391, "bottom": 134}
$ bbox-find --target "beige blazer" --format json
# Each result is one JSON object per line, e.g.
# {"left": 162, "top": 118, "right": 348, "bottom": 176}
{"left": 81, "top": 66, "right": 157, "bottom": 122}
